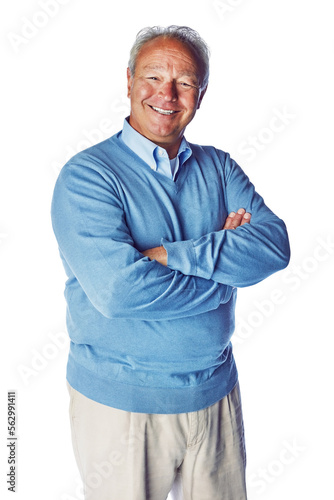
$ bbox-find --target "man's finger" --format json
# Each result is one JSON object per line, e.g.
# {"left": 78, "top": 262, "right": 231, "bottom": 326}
{"left": 223, "top": 209, "right": 251, "bottom": 230}
{"left": 225, "top": 209, "right": 245, "bottom": 229}
{"left": 223, "top": 211, "right": 236, "bottom": 230}
{"left": 240, "top": 212, "right": 251, "bottom": 226}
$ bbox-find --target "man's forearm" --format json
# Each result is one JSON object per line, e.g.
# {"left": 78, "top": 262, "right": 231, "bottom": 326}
{"left": 142, "top": 209, "right": 251, "bottom": 266}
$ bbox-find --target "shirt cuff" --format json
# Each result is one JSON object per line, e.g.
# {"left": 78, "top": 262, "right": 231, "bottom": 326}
{"left": 161, "top": 238, "right": 196, "bottom": 276}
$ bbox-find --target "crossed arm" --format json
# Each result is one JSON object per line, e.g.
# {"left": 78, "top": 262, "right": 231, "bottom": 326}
{"left": 142, "top": 208, "right": 252, "bottom": 266}
{"left": 52, "top": 149, "right": 290, "bottom": 320}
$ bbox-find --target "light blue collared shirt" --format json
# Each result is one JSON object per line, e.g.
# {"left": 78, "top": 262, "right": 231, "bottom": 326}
{"left": 121, "top": 117, "right": 192, "bottom": 180}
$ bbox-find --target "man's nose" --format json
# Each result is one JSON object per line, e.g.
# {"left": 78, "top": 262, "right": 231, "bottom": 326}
{"left": 159, "top": 81, "right": 178, "bottom": 101}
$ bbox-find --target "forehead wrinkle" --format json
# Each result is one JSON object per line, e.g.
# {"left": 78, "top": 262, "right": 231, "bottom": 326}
{"left": 143, "top": 64, "right": 166, "bottom": 71}
{"left": 137, "top": 40, "right": 200, "bottom": 76}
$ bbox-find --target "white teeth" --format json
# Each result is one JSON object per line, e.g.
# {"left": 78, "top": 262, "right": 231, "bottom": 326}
{"left": 151, "top": 106, "right": 176, "bottom": 115}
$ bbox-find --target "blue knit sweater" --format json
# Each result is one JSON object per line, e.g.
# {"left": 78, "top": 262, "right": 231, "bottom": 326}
{"left": 51, "top": 129, "right": 290, "bottom": 413}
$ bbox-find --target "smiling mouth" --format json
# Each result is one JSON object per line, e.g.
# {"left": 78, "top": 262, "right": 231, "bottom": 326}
{"left": 149, "top": 105, "right": 179, "bottom": 116}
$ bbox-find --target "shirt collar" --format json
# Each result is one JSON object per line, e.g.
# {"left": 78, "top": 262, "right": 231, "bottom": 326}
{"left": 120, "top": 117, "right": 192, "bottom": 177}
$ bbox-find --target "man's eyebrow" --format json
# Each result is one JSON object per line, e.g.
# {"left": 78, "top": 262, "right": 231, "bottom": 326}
{"left": 143, "top": 65, "right": 199, "bottom": 83}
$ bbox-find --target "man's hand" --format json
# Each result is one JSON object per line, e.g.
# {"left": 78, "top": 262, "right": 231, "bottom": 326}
{"left": 223, "top": 208, "right": 251, "bottom": 230}
{"left": 142, "top": 246, "right": 168, "bottom": 266}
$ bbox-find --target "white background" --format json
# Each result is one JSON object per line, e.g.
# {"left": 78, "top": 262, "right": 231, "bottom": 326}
{"left": 1, "top": 0, "right": 333, "bottom": 499}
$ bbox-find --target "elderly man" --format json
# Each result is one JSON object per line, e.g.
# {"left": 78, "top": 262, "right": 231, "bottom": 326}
{"left": 51, "top": 25, "right": 290, "bottom": 500}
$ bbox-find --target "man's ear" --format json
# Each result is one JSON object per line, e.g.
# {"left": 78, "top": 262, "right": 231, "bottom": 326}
{"left": 127, "top": 67, "right": 133, "bottom": 98}
{"left": 197, "top": 85, "right": 208, "bottom": 110}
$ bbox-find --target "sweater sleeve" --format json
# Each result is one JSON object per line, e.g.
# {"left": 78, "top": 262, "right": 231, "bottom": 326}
{"left": 51, "top": 161, "right": 232, "bottom": 321}
{"left": 162, "top": 152, "right": 290, "bottom": 287}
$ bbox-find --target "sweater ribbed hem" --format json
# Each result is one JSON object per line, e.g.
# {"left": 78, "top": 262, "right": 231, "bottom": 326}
{"left": 66, "top": 346, "right": 238, "bottom": 414}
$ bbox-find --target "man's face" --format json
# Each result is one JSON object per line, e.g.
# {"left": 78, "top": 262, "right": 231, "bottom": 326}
{"left": 127, "top": 37, "right": 207, "bottom": 157}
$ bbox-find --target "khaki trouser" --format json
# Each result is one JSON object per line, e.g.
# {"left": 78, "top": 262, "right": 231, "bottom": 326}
{"left": 67, "top": 380, "right": 247, "bottom": 500}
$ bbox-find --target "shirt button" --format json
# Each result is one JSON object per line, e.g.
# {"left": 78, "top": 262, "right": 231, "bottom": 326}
{"left": 151, "top": 165, "right": 155, "bottom": 170}
{"left": 158, "top": 150, "right": 164, "bottom": 157}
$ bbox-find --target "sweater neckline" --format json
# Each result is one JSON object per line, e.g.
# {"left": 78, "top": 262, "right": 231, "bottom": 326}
{"left": 112, "top": 132, "right": 190, "bottom": 193}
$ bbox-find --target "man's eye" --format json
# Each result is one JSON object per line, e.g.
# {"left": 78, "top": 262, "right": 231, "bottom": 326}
{"left": 148, "top": 77, "right": 159, "bottom": 81}
{"left": 178, "top": 82, "right": 194, "bottom": 89}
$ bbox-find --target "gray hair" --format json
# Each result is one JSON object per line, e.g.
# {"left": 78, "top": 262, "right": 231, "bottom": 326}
{"left": 128, "top": 25, "right": 210, "bottom": 89}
